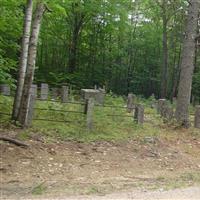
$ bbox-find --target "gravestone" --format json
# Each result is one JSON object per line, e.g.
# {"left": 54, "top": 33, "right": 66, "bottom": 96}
{"left": 0, "top": 84, "right": 10, "bottom": 96}
{"left": 194, "top": 106, "right": 200, "bottom": 129}
{"left": 134, "top": 104, "right": 144, "bottom": 124}
{"left": 40, "top": 83, "right": 48, "bottom": 100}
{"left": 61, "top": 86, "right": 69, "bottom": 103}
{"left": 150, "top": 93, "right": 157, "bottom": 109}
{"left": 81, "top": 89, "right": 105, "bottom": 105}
{"left": 164, "top": 106, "right": 174, "bottom": 122}
{"left": 127, "top": 93, "right": 135, "bottom": 113}
{"left": 51, "top": 88, "right": 59, "bottom": 100}
{"left": 157, "top": 99, "right": 166, "bottom": 115}
{"left": 30, "top": 84, "right": 37, "bottom": 97}
{"left": 97, "top": 88, "right": 106, "bottom": 105}
{"left": 173, "top": 97, "right": 177, "bottom": 105}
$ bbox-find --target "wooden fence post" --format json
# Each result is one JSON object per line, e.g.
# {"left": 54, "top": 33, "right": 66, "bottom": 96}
{"left": 85, "top": 98, "right": 94, "bottom": 130}
{"left": 134, "top": 104, "right": 144, "bottom": 124}
{"left": 194, "top": 106, "right": 200, "bottom": 129}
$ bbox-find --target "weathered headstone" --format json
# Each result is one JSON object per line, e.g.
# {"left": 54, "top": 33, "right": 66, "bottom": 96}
{"left": 51, "top": 87, "right": 59, "bottom": 100}
{"left": 127, "top": 93, "right": 135, "bottom": 113}
{"left": 40, "top": 83, "right": 48, "bottom": 100}
{"left": 173, "top": 97, "right": 177, "bottom": 105}
{"left": 164, "top": 106, "right": 174, "bottom": 121}
{"left": 85, "top": 98, "right": 94, "bottom": 130}
{"left": 157, "top": 99, "right": 166, "bottom": 115}
{"left": 150, "top": 93, "right": 157, "bottom": 109}
{"left": 194, "top": 106, "right": 200, "bottom": 129}
{"left": 97, "top": 88, "right": 106, "bottom": 105}
{"left": 0, "top": 84, "right": 10, "bottom": 96}
{"left": 134, "top": 104, "right": 144, "bottom": 124}
{"left": 61, "top": 86, "right": 69, "bottom": 103}
{"left": 81, "top": 89, "right": 105, "bottom": 105}
{"left": 30, "top": 84, "right": 37, "bottom": 97}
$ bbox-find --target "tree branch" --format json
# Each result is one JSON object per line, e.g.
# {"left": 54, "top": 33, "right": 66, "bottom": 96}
{"left": 0, "top": 136, "right": 29, "bottom": 148}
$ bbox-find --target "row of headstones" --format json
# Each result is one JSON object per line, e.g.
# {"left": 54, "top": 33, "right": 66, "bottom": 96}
{"left": 32, "top": 84, "right": 69, "bottom": 102}
{"left": 157, "top": 99, "right": 200, "bottom": 129}
{"left": 0, "top": 83, "right": 70, "bottom": 103}
{"left": 0, "top": 84, "right": 107, "bottom": 105}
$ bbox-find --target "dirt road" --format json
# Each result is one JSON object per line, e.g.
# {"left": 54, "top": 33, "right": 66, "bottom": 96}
{"left": 1, "top": 130, "right": 200, "bottom": 199}
{"left": 3, "top": 186, "right": 199, "bottom": 200}
{"left": 65, "top": 186, "right": 200, "bottom": 200}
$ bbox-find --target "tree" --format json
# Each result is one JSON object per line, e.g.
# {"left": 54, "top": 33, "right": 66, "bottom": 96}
{"left": 12, "top": 0, "right": 33, "bottom": 120}
{"left": 175, "top": 0, "right": 200, "bottom": 127}
{"left": 18, "top": 2, "right": 47, "bottom": 127}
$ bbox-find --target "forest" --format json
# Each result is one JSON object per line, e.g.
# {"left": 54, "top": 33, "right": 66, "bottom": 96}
{"left": 0, "top": 0, "right": 200, "bottom": 199}
{"left": 0, "top": 0, "right": 199, "bottom": 99}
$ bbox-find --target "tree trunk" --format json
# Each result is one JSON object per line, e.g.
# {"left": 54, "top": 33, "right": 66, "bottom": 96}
{"left": 12, "top": 0, "right": 33, "bottom": 120}
{"left": 68, "top": 4, "right": 85, "bottom": 73}
{"left": 18, "top": 3, "right": 46, "bottom": 127}
{"left": 160, "top": 12, "right": 168, "bottom": 98}
{"left": 175, "top": 0, "right": 200, "bottom": 127}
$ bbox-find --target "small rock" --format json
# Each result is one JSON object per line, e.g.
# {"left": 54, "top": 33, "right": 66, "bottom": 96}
{"left": 59, "top": 164, "right": 63, "bottom": 168}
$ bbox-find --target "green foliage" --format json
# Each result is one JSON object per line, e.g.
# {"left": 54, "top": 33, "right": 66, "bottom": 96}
{"left": 0, "top": 0, "right": 199, "bottom": 100}
{"left": 0, "top": 0, "right": 23, "bottom": 85}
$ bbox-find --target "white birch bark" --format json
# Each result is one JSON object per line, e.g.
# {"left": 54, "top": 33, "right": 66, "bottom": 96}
{"left": 18, "top": 2, "right": 46, "bottom": 127}
{"left": 12, "top": 0, "right": 33, "bottom": 120}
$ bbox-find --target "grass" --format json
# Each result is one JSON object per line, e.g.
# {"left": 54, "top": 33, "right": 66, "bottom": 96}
{"left": 0, "top": 94, "right": 199, "bottom": 143}
{"left": 31, "top": 182, "right": 47, "bottom": 195}
{"left": 157, "top": 171, "right": 200, "bottom": 190}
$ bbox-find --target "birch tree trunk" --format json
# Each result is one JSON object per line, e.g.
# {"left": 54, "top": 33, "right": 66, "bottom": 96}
{"left": 18, "top": 3, "right": 46, "bottom": 127}
{"left": 175, "top": 0, "right": 200, "bottom": 127}
{"left": 12, "top": 0, "right": 33, "bottom": 120}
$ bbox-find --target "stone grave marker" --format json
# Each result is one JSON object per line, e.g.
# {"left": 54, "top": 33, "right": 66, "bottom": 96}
{"left": 127, "top": 93, "right": 135, "bottom": 113}
{"left": 61, "top": 86, "right": 69, "bottom": 103}
{"left": 194, "top": 106, "right": 200, "bottom": 129}
{"left": 0, "top": 84, "right": 10, "bottom": 96}
{"left": 134, "top": 104, "right": 144, "bottom": 124}
{"left": 40, "top": 83, "right": 49, "bottom": 100}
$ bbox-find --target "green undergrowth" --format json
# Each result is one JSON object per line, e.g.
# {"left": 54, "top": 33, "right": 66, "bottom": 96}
{"left": 0, "top": 94, "right": 199, "bottom": 143}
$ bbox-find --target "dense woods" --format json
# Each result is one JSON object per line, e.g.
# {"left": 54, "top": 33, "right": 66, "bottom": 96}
{"left": 0, "top": 0, "right": 199, "bottom": 103}
{"left": 1, "top": 1, "right": 200, "bottom": 197}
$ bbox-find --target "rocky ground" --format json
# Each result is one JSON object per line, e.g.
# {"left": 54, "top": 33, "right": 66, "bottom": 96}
{"left": 0, "top": 128, "right": 200, "bottom": 199}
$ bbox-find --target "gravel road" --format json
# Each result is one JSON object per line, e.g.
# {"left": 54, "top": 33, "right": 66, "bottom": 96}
{"left": 64, "top": 186, "right": 200, "bottom": 200}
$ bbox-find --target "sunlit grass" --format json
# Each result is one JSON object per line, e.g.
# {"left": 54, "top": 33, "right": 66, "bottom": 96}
{"left": 0, "top": 94, "right": 199, "bottom": 143}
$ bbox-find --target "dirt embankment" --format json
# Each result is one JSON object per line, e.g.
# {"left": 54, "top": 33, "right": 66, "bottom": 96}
{"left": 0, "top": 132, "right": 200, "bottom": 199}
